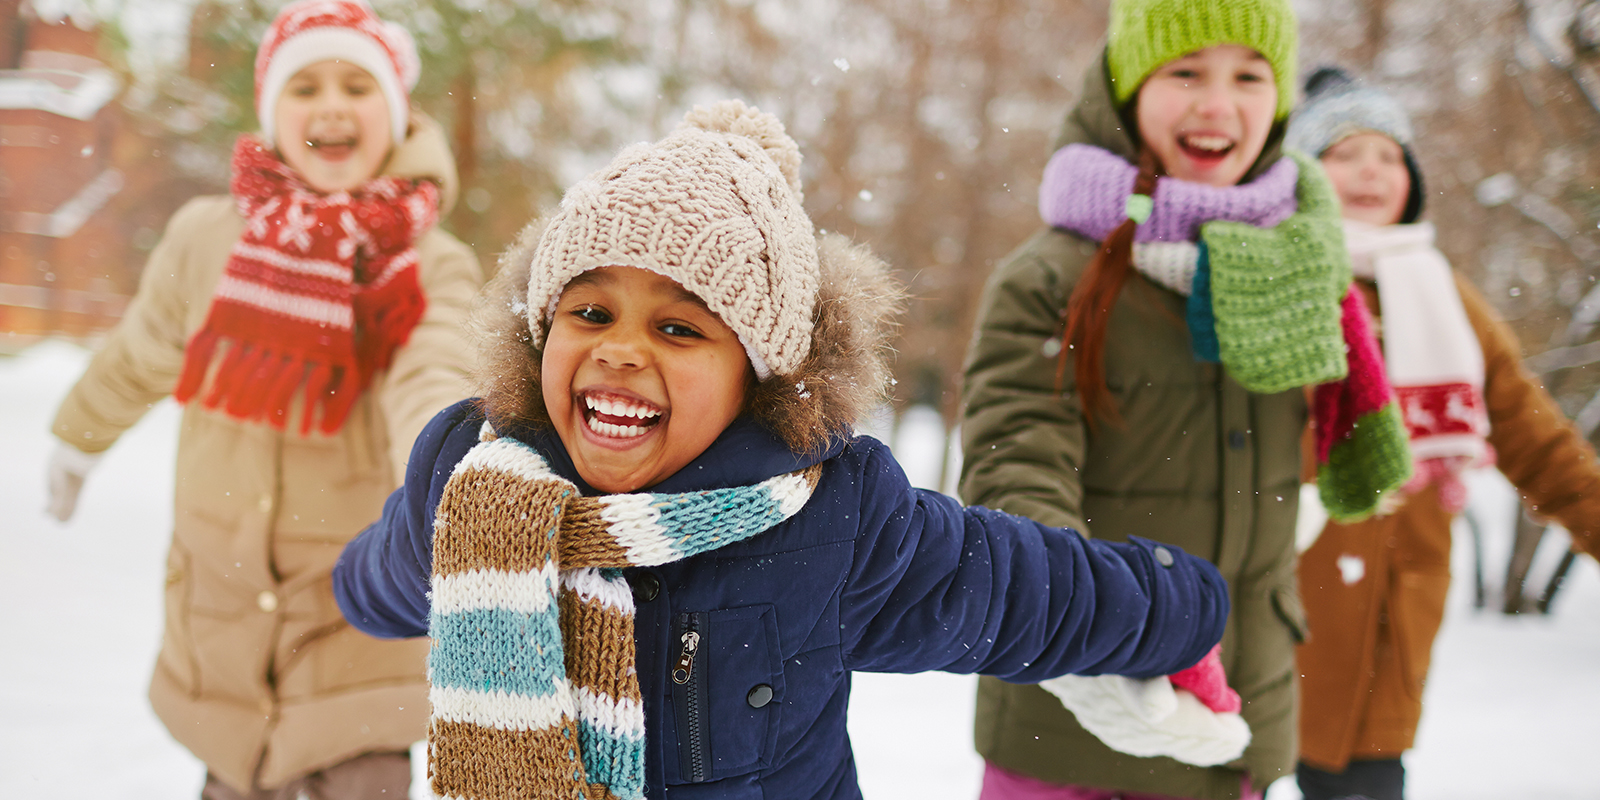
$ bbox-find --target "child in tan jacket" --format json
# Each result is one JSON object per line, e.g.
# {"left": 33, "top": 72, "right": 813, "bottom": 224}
{"left": 1290, "top": 67, "right": 1600, "bottom": 800}
{"left": 45, "top": 2, "right": 481, "bottom": 797}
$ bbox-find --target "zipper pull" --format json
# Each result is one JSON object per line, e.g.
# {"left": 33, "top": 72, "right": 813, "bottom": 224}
{"left": 672, "top": 630, "right": 701, "bottom": 685}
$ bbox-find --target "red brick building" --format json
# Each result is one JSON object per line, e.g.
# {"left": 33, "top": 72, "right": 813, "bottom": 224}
{"left": 0, "top": 1, "right": 212, "bottom": 347}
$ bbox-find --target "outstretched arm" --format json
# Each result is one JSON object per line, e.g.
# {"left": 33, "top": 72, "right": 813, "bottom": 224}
{"left": 334, "top": 400, "right": 482, "bottom": 637}
{"left": 842, "top": 445, "right": 1227, "bottom": 682}
{"left": 1464, "top": 275, "right": 1600, "bottom": 561}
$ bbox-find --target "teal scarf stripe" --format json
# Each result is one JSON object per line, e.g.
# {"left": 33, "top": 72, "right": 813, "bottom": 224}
{"left": 1186, "top": 241, "right": 1220, "bottom": 363}
{"left": 647, "top": 481, "right": 805, "bottom": 560}
{"left": 429, "top": 607, "right": 567, "bottom": 696}
{"left": 579, "top": 721, "right": 647, "bottom": 800}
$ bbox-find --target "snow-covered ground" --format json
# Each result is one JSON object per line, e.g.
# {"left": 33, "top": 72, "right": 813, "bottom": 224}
{"left": 3, "top": 341, "right": 1597, "bottom": 799}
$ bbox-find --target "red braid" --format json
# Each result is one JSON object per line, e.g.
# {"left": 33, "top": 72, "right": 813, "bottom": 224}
{"left": 1055, "top": 148, "right": 1161, "bottom": 427}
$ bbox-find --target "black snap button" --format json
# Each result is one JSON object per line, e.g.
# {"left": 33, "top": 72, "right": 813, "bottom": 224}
{"left": 1153, "top": 546, "right": 1175, "bottom": 568}
{"left": 1227, "top": 430, "right": 1246, "bottom": 450}
{"left": 747, "top": 684, "right": 774, "bottom": 708}
{"left": 631, "top": 572, "right": 660, "bottom": 603}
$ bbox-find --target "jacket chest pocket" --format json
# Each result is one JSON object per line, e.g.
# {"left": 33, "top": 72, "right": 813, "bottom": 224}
{"left": 668, "top": 604, "right": 783, "bottom": 784}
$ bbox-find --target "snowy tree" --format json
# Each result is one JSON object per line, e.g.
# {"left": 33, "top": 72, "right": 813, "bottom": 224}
{"left": 85, "top": 0, "right": 1600, "bottom": 434}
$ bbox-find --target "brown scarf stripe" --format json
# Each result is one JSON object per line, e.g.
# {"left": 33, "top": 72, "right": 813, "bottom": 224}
{"left": 429, "top": 718, "right": 619, "bottom": 800}
{"left": 556, "top": 509, "right": 633, "bottom": 566}
{"left": 433, "top": 467, "right": 568, "bottom": 576}
{"left": 559, "top": 591, "right": 640, "bottom": 702}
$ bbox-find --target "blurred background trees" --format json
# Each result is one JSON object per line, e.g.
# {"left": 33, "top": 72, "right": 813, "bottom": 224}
{"left": 5, "top": 0, "right": 1599, "bottom": 430}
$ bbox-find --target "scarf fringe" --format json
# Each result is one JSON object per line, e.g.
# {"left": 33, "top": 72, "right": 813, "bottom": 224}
{"left": 176, "top": 333, "right": 367, "bottom": 435}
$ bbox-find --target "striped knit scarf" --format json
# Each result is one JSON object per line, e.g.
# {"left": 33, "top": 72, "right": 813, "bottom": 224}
{"left": 428, "top": 423, "right": 821, "bottom": 800}
{"left": 173, "top": 136, "right": 437, "bottom": 435}
{"left": 1040, "top": 145, "right": 1412, "bottom": 520}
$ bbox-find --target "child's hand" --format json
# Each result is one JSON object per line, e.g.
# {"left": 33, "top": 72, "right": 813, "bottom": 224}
{"left": 1167, "top": 645, "right": 1240, "bottom": 714}
{"left": 1039, "top": 655, "right": 1250, "bottom": 767}
{"left": 45, "top": 442, "right": 101, "bottom": 523}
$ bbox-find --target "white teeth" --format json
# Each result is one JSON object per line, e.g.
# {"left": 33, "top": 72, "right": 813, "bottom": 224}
{"left": 582, "top": 394, "right": 661, "bottom": 420}
{"left": 585, "top": 415, "right": 646, "bottom": 438}
{"left": 1183, "top": 135, "right": 1232, "bottom": 152}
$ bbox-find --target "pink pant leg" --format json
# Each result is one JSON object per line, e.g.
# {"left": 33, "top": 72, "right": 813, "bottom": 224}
{"left": 979, "top": 762, "right": 1262, "bottom": 800}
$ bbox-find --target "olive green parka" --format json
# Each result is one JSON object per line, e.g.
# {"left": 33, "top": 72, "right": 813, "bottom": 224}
{"left": 959, "top": 53, "right": 1309, "bottom": 799}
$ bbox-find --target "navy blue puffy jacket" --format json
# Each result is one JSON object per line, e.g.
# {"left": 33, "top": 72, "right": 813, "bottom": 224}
{"left": 334, "top": 400, "right": 1229, "bottom": 799}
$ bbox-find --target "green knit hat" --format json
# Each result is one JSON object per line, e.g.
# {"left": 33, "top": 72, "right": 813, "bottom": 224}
{"left": 1108, "top": 0, "right": 1299, "bottom": 119}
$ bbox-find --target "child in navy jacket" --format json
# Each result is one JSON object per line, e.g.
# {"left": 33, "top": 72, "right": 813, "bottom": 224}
{"left": 333, "top": 101, "right": 1230, "bottom": 800}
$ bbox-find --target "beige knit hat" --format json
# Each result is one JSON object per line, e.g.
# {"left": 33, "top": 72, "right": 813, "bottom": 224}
{"left": 526, "top": 100, "right": 819, "bottom": 380}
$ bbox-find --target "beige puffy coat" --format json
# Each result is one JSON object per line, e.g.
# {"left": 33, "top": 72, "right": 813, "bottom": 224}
{"left": 50, "top": 114, "right": 482, "bottom": 792}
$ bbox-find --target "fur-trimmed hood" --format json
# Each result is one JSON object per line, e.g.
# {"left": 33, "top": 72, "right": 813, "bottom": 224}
{"left": 471, "top": 219, "right": 905, "bottom": 457}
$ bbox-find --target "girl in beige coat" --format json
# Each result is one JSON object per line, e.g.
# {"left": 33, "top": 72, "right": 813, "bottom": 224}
{"left": 44, "top": 2, "right": 481, "bottom": 797}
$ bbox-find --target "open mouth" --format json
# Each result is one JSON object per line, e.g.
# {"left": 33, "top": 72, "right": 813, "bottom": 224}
{"left": 581, "top": 391, "right": 664, "bottom": 439}
{"left": 1177, "top": 133, "right": 1235, "bottom": 162}
{"left": 306, "top": 135, "right": 358, "bottom": 159}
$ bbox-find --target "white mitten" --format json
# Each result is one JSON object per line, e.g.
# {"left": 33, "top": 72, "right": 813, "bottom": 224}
{"left": 1038, "top": 673, "right": 1251, "bottom": 767}
{"left": 1296, "top": 482, "right": 1329, "bottom": 554}
{"left": 46, "top": 442, "right": 104, "bottom": 522}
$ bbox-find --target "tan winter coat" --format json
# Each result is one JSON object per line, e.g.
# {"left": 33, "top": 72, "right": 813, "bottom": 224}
{"left": 1297, "top": 276, "right": 1600, "bottom": 771}
{"left": 50, "top": 114, "right": 483, "bottom": 792}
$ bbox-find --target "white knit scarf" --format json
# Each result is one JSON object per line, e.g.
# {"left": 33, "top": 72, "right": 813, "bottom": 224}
{"left": 1345, "top": 219, "right": 1490, "bottom": 511}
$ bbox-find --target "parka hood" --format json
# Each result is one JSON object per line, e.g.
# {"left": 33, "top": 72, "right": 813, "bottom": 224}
{"left": 1053, "top": 47, "right": 1287, "bottom": 184}
{"left": 471, "top": 219, "right": 904, "bottom": 464}
{"left": 383, "top": 110, "right": 461, "bottom": 215}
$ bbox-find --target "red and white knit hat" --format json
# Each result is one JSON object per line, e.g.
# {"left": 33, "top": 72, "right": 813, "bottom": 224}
{"left": 254, "top": 0, "right": 420, "bottom": 148}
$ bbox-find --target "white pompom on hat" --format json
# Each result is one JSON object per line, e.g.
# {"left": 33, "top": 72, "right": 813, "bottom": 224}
{"left": 526, "top": 100, "right": 819, "bottom": 380}
{"left": 254, "top": 0, "right": 420, "bottom": 149}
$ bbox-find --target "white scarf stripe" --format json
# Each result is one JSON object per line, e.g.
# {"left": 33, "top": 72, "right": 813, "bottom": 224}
{"left": 769, "top": 472, "right": 816, "bottom": 517}
{"left": 428, "top": 681, "right": 578, "bottom": 731}
{"left": 1408, "top": 434, "right": 1491, "bottom": 461}
{"left": 450, "top": 437, "right": 566, "bottom": 485}
{"left": 561, "top": 568, "right": 638, "bottom": 611}
{"left": 213, "top": 274, "right": 354, "bottom": 328}
{"left": 231, "top": 242, "right": 355, "bottom": 282}
{"left": 597, "top": 495, "right": 680, "bottom": 564}
{"left": 574, "top": 687, "right": 647, "bottom": 739}
{"left": 1132, "top": 242, "right": 1202, "bottom": 295}
{"left": 365, "top": 248, "right": 420, "bottom": 290}
{"left": 432, "top": 565, "right": 561, "bottom": 616}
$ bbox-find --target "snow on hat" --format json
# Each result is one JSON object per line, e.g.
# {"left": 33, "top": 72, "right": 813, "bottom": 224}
{"left": 1107, "top": 0, "right": 1299, "bottom": 119}
{"left": 1288, "top": 67, "right": 1426, "bottom": 222}
{"left": 254, "top": 0, "right": 420, "bottom": 148}
{"left": 526, "top": 100, "right": 818, "bottom": 380}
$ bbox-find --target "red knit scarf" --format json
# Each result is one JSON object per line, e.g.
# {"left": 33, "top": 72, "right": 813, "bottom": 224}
{"left": 174, "top": 136, "right": 438, "bottom": 435}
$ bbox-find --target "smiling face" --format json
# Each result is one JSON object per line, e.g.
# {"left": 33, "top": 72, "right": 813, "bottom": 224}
{"left": 1134, "top": 45, "right": 1279, "bottom": 187}
{"left": 273, "top": 60, "right": 394, "bottom": 193}
{"left": 542, "top": 266, "right": 755, "bottom": 494}
{"left": 1320, "top": 132, "right": 1412, "bottom": 226}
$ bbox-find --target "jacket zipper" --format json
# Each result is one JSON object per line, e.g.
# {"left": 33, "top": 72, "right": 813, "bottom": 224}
{"left": 672, "top": 611, "right": 709, "bottom": 782}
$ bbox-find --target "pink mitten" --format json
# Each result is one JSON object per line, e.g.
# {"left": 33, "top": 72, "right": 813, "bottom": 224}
{"left": 1168, "top": 645, "right": 1240, "bottom": 714}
